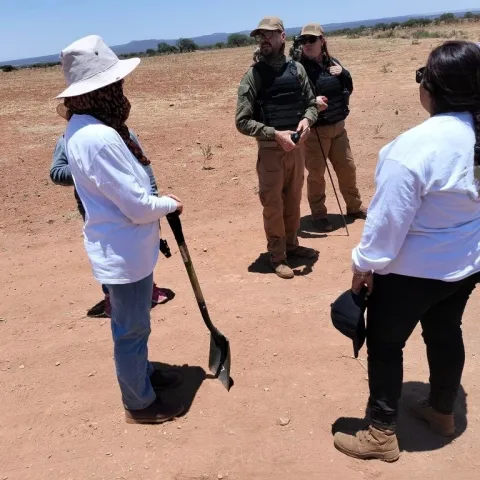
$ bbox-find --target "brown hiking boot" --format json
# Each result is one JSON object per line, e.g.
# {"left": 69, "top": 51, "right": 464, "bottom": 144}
{"left": 150, "top": 369, "right": 183, "bottom": 392}
{"left": 270, "top": 260, "right": 294, "bottom": 279}
{"left": 401, "top": 395, "right": 455, "bottom": 437}
{"left": 347, "top": 206, "right": 368, "bottom": 220}
{"left": 125, "top": 397, "right": 184, "bottom": 425}
{"left": 287, "top": 246, "right": 318, "bottom": 259}
{"left": 334, "top": 425, "right": 400, "bottom": 462}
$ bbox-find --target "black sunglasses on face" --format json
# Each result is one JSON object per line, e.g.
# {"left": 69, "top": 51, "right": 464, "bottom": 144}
{"left": 416, "top": 66, "right": 426, "bottom": 84}
{"left": 299, "top": 35, "right": 322, "bottom": 45}
{"left": 255, "top": 31, "right": 276, "bottom": 42}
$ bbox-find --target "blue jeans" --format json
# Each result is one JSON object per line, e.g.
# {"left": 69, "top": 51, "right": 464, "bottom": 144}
{"left": 104, "top": 273, "right": 156, "bottom": 410}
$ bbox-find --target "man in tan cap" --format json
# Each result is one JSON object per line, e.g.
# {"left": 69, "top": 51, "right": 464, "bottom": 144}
{"left": 235, "top": 16, "right": 319, "bottom": 279}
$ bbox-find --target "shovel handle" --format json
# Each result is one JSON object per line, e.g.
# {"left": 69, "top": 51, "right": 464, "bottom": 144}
{"left": 166, "top": 211, "right": 185, "bottom": 245}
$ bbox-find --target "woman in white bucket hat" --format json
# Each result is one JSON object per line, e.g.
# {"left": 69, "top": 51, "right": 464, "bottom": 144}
{"left": 57, "top": 35, "right": 184, "bottom": 424}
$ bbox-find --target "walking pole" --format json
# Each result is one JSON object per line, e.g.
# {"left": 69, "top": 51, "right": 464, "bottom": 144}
{"left": 313, "top": 128, "right": 350, "bottom": 236}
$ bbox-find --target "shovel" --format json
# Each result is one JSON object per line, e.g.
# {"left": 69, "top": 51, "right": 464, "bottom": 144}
{"left": 166, "top": 211, "right": 233, "bottom": 391}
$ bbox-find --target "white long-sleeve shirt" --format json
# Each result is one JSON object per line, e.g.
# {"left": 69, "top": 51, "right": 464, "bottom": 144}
{"left": 353, "top": 112, "right": 480, "bottom": 281}
{"left": 65, "top": 114, "right": 178, "bottom": 284}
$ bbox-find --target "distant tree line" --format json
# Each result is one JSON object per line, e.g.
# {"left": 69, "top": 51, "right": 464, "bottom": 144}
{"left": 1, "top": 12, "right": 479, "bottom": 72}
{"left": 119, "top": 33, "right": 256, "bottom": 60}
{"left": 326, "top": 12, "right": 479, "bottom": 38}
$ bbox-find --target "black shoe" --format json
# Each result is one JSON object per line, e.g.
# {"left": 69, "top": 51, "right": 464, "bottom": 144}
{"left": 150, "top": 369, "right": 183, "bottom": 392}
{"left": 312, "top": 218, "right": 333, "bottom": 232}
{"left": 125, "top": 396, "right": 184, "bottom": 424}
{"left": 347, "top": 207, "right": 368, "bottom": 220}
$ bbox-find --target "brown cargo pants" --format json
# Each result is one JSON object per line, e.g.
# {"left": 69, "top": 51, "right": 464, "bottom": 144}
{"left": 256, "top": 141, "right": 304, "bottom": 262}
{"left": 304, "top": 120, "right": 362, "bottom": 219}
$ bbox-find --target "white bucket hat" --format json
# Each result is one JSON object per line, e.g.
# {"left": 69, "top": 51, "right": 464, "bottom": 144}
{"left": 56, "top": 35, "right": 140, "bottom": 99}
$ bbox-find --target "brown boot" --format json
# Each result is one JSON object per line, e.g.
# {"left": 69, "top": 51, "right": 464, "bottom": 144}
{"left": 401, "top": 395, "right": 455, "bottom": 437}
{"left": 125, "top": 397, "right": 184, "bottom": 424}
{"left": 270, "top": 260, "right": 294, "bottom": 279}
{"left": 334, "top": 425, "right": 400, "bottom": 462}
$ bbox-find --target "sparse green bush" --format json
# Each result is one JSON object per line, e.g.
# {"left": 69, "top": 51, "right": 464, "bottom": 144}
{"left": 412, "top": 30, "right": 442, "bottom": 39}
{"left": 30, "top": 62, "right": 60, "bottom": 68}
{"left": 376, "top": 30, "right": 395, "bottom": 39}
{"left": 176, "top": 38, "right": 198, "bottom": 53}
{"left": 439, "top": 13, "right": 456, "bottom": 24}
{"left": 157, "top": 42, "right": 178, "bottom": 54}
{"left": 227, "top": 33, "right": 253, "bottom": 47}
{"left": 1, "top": 65, "right": 17, "bottom": 72}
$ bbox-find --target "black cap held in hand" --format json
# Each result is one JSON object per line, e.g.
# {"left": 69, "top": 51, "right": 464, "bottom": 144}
{"left": 291, "top": 131, "right": 301, "bottom": 144}
{"left": 330, "top": 287, "right": 368, "bottom": 358}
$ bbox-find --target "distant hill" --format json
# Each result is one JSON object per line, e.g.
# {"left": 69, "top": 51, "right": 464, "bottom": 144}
{"left": 1, "top": 9, "right": 479, "bottom": 66}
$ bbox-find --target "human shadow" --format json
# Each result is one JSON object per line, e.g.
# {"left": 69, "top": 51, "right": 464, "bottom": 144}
{"left": 298, "top": 214, "right": 354, "bottom": 239}
{"left": 248, "top": 250, "right": 320, "bottom": 277}
{"left": 151, "top": 361, "right": 206, "bottom": 417}
{"left": 332, "top": 381, "right": 468, "bottom": 453}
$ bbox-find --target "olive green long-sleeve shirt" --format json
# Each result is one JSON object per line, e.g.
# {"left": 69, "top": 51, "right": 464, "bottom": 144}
{"left": 235, "top": 60, "right": 318, "bottom": 140}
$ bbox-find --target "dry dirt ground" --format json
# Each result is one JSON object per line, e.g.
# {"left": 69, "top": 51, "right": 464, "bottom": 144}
{"left": 1, "top": 29, "right": 480, "bottom": 480}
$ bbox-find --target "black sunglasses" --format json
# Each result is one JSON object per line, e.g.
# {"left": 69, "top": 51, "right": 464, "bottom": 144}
{"left": 298, "top": 35, "right": 322, "bottom": 45}
{"left": 416, "top": 66, "right": 426, "bottom": 84}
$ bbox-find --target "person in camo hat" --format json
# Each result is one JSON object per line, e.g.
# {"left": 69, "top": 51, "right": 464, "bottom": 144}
{"left": 235, "top": 16, "right": 319, "bottom": 279}
{"left": 297, "top": 23, "right": 367, "bottom": 232}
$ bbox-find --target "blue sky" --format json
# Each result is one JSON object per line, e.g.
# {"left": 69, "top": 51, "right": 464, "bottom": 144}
{"left": 0, "top": 0, "right": 477, "bottom": 61}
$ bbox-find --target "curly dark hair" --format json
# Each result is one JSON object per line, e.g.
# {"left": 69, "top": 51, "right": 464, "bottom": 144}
{"left": 422, "top": 40, "right": 480, "bottom": 165}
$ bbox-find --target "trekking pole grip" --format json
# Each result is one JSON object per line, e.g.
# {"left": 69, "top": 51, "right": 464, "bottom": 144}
{"left": 166, "top": 210, "right": 185, "bottom": 245}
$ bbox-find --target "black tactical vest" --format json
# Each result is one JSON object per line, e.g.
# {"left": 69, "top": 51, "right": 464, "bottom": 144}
{"left": 302, "top": 58, "right": 350, "bottom": 126}
{"left": 253, "top": 61, "right": 305, "bottom": 131}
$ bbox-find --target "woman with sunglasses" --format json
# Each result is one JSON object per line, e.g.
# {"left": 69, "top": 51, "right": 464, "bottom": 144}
{"left": 333, "top": 40, "right": 480, "bottom": 462}
{"left": 296, "top": 23, "right": 367, "bottom": 232}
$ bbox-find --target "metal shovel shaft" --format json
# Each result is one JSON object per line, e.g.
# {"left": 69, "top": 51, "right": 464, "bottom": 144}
{"left": 166, "top": 212, "right": 232, "bottom": 391}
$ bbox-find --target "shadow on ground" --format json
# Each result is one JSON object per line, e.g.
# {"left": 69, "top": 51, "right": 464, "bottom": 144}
{"left": 248, "top": 250, "right": 320, "bottom": 277}
{"left": 298, "top": 214, "right": 355, "bottom": 239}
{"left": 332, "top": 381, "right": 468, "bottom": 453}
{"left": 152, "top": 362, "right": 206, "bottom": 417}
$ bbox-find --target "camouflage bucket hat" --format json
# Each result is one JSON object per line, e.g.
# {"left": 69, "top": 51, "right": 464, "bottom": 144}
{"left": 250, "top": 16, "right": 285, "bottom": 37}
{"left": 299, "top": 23, "right": 325, "bottom": 38}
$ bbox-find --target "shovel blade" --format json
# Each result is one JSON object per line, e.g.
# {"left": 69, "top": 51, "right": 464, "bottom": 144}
{"left": 209, "top": 333, "right": 232, "bottom": 391}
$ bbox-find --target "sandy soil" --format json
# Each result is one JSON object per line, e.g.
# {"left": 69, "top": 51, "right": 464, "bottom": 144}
{"left": 1, "top": 29, "right": 479, "bottom": 480}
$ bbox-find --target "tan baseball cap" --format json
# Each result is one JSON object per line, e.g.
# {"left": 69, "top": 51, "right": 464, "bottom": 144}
{"left": 250, "top": 16, "right": 285, "bottom": 37}
{"left": 300, "top": 23, "right": 325, "bottom": 37}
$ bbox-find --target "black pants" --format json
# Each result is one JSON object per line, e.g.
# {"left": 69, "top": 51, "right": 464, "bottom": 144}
{"left": 367, "top": 272, "right": 479, "bottom": 430}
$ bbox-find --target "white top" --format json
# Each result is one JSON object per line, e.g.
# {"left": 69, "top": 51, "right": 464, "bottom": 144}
{"left": 65, "top": 114, "right": 178, "bottom": 284}
{"left": 353, "top": 112, "right": 480, "bottom": 281}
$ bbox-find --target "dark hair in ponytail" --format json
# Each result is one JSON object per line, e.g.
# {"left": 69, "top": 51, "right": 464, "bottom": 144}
{"left": 422, "top": 40, "right": 480, "bottom": 165}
